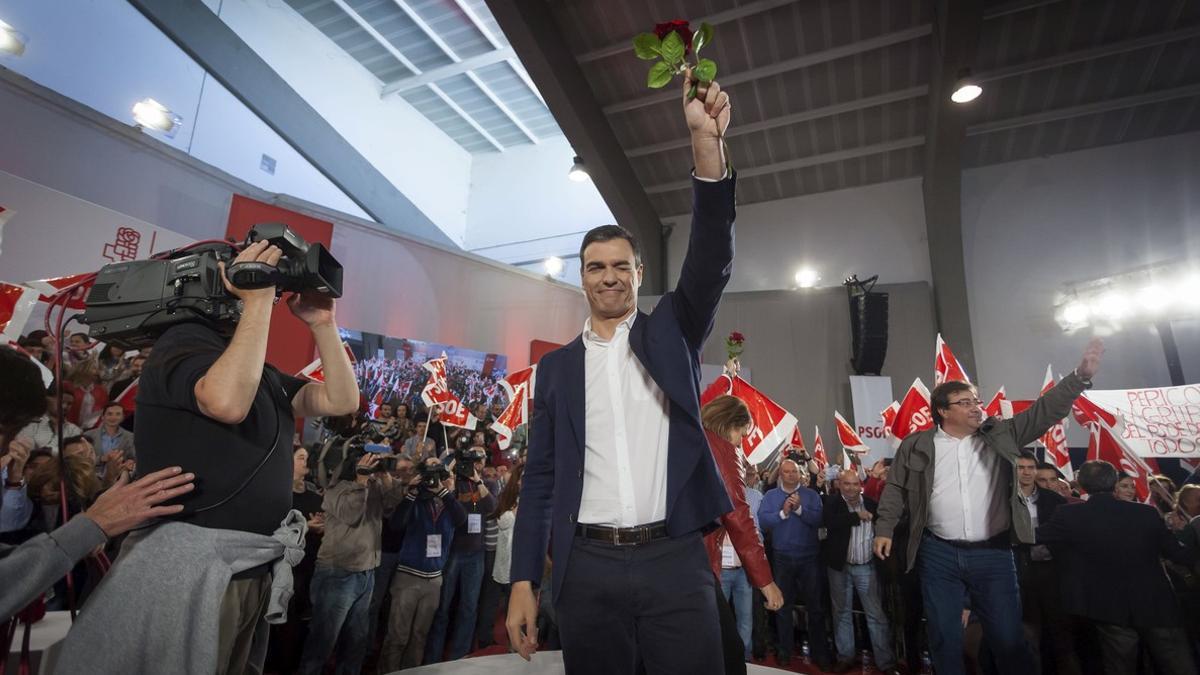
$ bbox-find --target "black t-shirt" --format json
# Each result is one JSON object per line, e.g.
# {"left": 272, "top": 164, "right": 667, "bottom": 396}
{"left": 291, "top": 486, "right": 324, "bottom": 519}
{"left": 135, "top": 322, "right": 306, "bottom": 535}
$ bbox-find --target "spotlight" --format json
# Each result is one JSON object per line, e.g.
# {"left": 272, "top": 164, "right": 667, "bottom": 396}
{"left": 567, "top": 156, "right": 589, "bottom": 182}
{"left": 794, "top": 268, "right": 820, "bottom": 288}
{"left": 1060, "top": 301, "right": 1089, "bottom": 326}
{"left": 132, "top": 98, "right": 182, "bottom": 137}
{"left": 950, "top": 68, "right": 982, "bottom": 104}
{"left": 1093, "top": 291, "right": 1129, "bottom": 321}
{"left": 543, "top": 256, "right": 565, "bottom": 277}
{"left": 0, "top": 19, "right": 27, "bottom": 56}
{"left": 1134, "top": 284, "right": 1168, "bottom": 314}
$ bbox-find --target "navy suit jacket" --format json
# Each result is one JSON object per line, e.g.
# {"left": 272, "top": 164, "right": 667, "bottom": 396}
{"left": 511, "top": 175, "right": 738, "bottom": 600}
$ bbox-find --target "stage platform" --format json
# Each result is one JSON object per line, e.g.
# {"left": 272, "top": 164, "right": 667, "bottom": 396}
{"left": 399, "top": 651, "right": 794, "bottom": 674}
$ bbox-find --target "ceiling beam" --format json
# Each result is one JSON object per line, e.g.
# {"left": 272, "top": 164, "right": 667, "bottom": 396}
{"left": 380, "top": 46, "right": 515, "bottom": 96}
{"left": 125, "top": 0, "right": 453, "bottom": 245}
{"left": 920, "top": 0, "right": 983, "bottom": 378}
{"left": 977, "top": 24, "right": 1200, "bottom": 83}
{"left": 576, "top": 0, "right": 800, "bottom": 64}
{"left": 626, "top": 85, "right": 928, "bottom": 158}
{"left": 485, "top": 0, "right": 666, "bottom": 293}
{"left": 328, "top": 0, "right": 504, "bottom": 151}
{"left": 450, "top": 0, "right": 546, "bottom": 107}
{"left": 967, "top": 83, "right": 1200, "bottom": 135}
{"left": 644, "top": 136, "right": 926, "bottom": 194}
{"left": 603, "top": 24, "right": 932, "bottom": 115}
{"left": 982, "top": 0, "right": 1063, "bottom": 20}
{"left": 388, "top": 0, "right": 537, "bottom": 145}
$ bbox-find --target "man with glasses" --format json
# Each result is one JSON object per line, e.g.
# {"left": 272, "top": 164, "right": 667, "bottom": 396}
{"left": 873, "top": 339, "right": 1104, "bottom": 675}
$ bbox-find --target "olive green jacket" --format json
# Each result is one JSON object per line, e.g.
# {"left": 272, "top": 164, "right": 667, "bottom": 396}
{"left": 876, "top": 371, "right": 1090, "bottom": 571}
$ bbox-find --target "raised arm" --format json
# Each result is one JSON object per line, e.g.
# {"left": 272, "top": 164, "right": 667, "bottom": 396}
{"left": 1009, "top": 339, "right": 1102, "bottom": 446}
{"left": 673, "top": 75, "right": 735, "bottom": 350}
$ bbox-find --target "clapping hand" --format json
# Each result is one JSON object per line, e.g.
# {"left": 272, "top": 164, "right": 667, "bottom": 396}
{"left": 782, "top": 492, "right": 800, "bottom": 515}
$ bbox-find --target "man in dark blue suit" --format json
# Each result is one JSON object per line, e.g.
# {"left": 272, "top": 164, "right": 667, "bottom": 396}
{"left": 505, "top": 73, "right": 735, "bottom": 675}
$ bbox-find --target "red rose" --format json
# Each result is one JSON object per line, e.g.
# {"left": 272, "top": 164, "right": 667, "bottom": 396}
{"left": 729, "top": 331, "right": 745, "bottom": 343}
{"left": 654, "top": 20, "right": 692, "bottom": 55}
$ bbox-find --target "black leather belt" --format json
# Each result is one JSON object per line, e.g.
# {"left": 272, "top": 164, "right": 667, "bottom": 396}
{"left": 927, "top": 530, "right": 1010, "bottom": 550}
{"left": 576, "top": 520, "right": 669, "bottom": 546}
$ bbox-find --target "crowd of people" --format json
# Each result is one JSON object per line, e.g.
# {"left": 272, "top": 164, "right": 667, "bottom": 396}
{"left": 3, "top": 335, "right": 1200, "bottom": 675}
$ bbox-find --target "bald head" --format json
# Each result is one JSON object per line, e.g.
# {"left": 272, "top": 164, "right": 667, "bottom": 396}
{"left": 838, "top": 469, "right": 863, "bottom": 502}
{"left": 778, "top": 459, "right": 801, "bottom": 490}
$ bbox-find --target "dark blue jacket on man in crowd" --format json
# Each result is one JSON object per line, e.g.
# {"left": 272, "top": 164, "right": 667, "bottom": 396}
{"left": 758, "top": 485, "right": 824, "bottom": 559}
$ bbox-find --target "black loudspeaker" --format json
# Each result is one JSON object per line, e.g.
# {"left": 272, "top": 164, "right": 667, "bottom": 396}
{"left": 847, "top": 285, "right": 889, "bottom": 375}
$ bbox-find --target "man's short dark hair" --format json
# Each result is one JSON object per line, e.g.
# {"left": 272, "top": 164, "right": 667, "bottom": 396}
{"left": 1035, "top": 461, "right": 1057, "bottom": 472}
{"left": 0, "top": 346, "right": 48, "bottom": 437}
{"left": 1017, "top": 450, "right": 1037, "bottom": 463}
{"left": 103, "top": 401, "right": 126, "bottom": 413}
{"left": 1077, "top": 460, "right": 1118, "bottom": 494}
{"left": 579, "top": 225, "right": 642, "bottom": 266}
{"left": 930, "top": 381, "right": 976, "bottom": 427}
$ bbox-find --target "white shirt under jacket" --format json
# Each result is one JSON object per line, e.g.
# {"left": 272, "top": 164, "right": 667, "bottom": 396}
{"left": 926, "top": 427, "right": 1010, "bottom": 542}
{"left": 577, "top": 311, "right": 671, "bottom": 528}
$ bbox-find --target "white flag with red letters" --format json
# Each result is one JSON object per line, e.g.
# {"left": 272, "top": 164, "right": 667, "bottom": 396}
{"left": 1038, "top": 365, "right": 1074, "bottom": 481}
{"left": 421, "top": 353, "right": 479, "bottom": 430}
{"left": 491, "top": 365, "right": 537, "bottom": 450}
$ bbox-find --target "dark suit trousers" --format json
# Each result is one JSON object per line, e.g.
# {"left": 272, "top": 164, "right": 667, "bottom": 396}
{"left": 1094, "top": 622, "right": 1196, "bottom": 675}
{"left": 557, "top": 531, "right": 722, "bottom": 675}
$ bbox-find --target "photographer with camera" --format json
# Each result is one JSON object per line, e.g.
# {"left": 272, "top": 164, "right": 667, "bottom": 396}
{"left": 51, "top": 238, "right": 359, "bottom": 674}
{"left": 298, "top": 449, "right": 407, "bottom": 675}
{"left": 379, "top": 458, "right": 466, "bottom": 670}
{"left": 424, "top": 445, "right": 497, "bottom": 663}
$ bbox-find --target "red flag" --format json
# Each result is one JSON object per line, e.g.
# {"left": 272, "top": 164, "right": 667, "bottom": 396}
{"left": 296, "top": 342, "right": 357, "bottom": 383}
{"left": 1072, "top": 393, "right": 1119, "bottom": 428}
{"left": 834, "top": 411, "right": 870, "bottom": 457}
{"left": 728, "top": 376, "right": 797, "bottom": 464}
{"left": 789, "top": 425, "right": 805, "bottom": 452}
{"left": 421, "top": 353, "right": 479, "bottom": 429}
{"left": 1038, "top": 365, "right": 1074, "bottom": 481}
{"left": 812, "top": 426, "right": 829, "bottom": 470}
{"left": 112, "top": 377, "right": 140, "bottom": 414}
{"left": 1, "top": 281, "right": 39, "bottom": 342}
{"left": 26, "top": 272, "right": 94, "bottom": 310}
{"left": 984, "top": 387, "right": 1006, "bottom": 418}
{"left": 490, "top": 365, "right": 537, "bottom": 450}
{"left": 934, "top": 333, "right": 970, "bottom": 386}
{"left": 1000, "top": 399, "right": 1033, "bottom": 419}
{"left": 1086, "top": 422, "right": 1152, "bottom": 502}
{"left": 884, "top": 378, "right": 934, "bottom": 446}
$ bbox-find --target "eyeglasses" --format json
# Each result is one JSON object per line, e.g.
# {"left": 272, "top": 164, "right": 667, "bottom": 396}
{"left": 947, "top": 399, "right": 984, "bottom": 408}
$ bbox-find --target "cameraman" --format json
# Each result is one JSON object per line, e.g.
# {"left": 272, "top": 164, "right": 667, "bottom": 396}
{"left": 379, "top": 458, "right": 466, "bottom": 671}
{"left": 424, "top": 445, "right": 497, "bottom": 663}
{"left": 51, "top": 240, "right": 359, "bottom": 674}
{"left": 298, "top": 452, "right": 407, "bottom": 675}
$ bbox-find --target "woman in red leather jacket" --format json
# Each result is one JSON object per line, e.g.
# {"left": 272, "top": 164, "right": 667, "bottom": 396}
{"left": 701, "top": 394, "right": 783, "bottom": 673}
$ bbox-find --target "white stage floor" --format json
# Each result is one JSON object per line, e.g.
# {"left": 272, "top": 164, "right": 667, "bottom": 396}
{"left": 398, "top": 651, "right": 792, "bottom": 674}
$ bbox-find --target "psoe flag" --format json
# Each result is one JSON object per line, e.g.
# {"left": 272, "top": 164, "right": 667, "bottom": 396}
{"left": 729, "top": 375, "right": 797, "bottom": 465}
{"left": 934, "top": 333, "right": 971, "bottom": 386}
{"left": 421, "top": 353, "right": 479, "bottom": 430}
{"left": 883, "top": 378, "right": 934, "bottom": 447}
{"left": 491, "top": 365, "right": 537, "bottom": 450}
{"left": 1038, "top": 365, "right": 1073, "bottom": 481}
{"left": 1086, "top": 421, "right": 1153, "bottom": 502}
{"left": 984, "top": 387, "right": 1007, "bottom": 418}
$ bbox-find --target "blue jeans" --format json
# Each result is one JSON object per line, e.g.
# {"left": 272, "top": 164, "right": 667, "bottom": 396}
{"left": 772, "top": 553, "right": 832, "bottom": 664}
{"left": 298, "top": 564, "right": 376, "bottom": 675}
{"left": 827, "top": 562, "right": 896, "bottom": 668}
{"left": 423, "top": 548, "right": 485, "bottom": 663}
{"left": 720, "top": 567, "right": 753, "bottom": 659}
{"left": 917, "top": 533, "right": 1033, "bottom": 675}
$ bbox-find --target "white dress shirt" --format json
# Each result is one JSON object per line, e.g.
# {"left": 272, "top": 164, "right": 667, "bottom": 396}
{"left": 843, "top": 497, "right": 875, "bottom": 565}
{"left": 577, "top": 312, "right": 671, "bottom": 527}
{"left": 927, "top": 428, "right": 1010, "bottom": 542}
